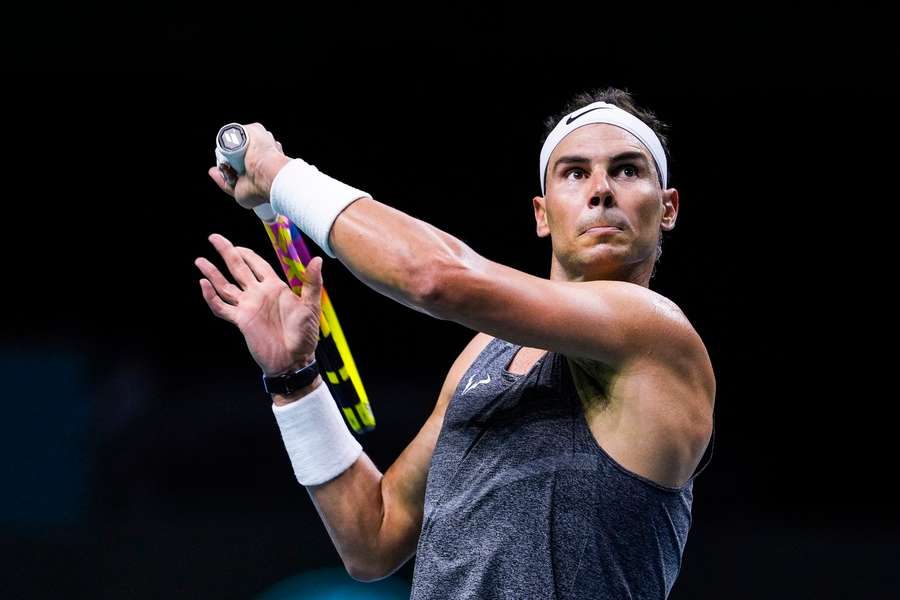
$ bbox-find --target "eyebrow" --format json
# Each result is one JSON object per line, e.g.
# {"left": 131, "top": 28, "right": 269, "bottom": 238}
{"left": 553, "top": 151, "right": 650, "bottom": 172}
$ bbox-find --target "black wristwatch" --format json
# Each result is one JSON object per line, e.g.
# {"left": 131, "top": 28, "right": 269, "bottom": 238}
{"left": 262, "top": 359, "right": 320, "bottom": 396}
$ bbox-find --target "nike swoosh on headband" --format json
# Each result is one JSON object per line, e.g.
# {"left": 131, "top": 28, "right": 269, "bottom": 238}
{"left": 566, "top": 105, "right": 614, "bottom": 125}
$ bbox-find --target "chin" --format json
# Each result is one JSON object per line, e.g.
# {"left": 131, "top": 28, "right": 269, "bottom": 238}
{"left": 582, "top": 243, "right": 636, "bottom": 268}
{"left": 581, "top": 243, "right": 623, "bottom": 261}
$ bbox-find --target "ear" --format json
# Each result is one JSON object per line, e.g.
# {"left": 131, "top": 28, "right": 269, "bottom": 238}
{"left": 660, "top": 188, "right": 679, "bottom": 232}
{"left": 533, "top": 195, "right": 550, "bottom": 238}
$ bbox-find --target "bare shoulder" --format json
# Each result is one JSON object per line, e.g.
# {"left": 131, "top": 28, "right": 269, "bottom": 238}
{"left": 434, "top": 332, "right": 495, "bottom": 412}
{"left": 616, "top": 284, "right": 695, "bottom": 337}
{"left": 647, "top": 289, "right": 690, "bottom": 324}
{"left": 643, "top": 290, "right": 715, "bottom": 396}
{"left": 458, "top": 331, "right": 496, "bottom": 366}
{"left": 574, "top": 285, "right": 715, "bottom": 406}
{"left": 611, "top": 286, "right": 707, "bottom": 360}
{"left": 579, "top": 290, "right": 715, "bottom": 487}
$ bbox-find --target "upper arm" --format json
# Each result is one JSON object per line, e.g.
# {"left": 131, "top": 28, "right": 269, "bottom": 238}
{"left": 424, "top": 251, "right": 699, "bottom": 369}
{"left": 374, "top": 331, "right": 493, "bottom": 577}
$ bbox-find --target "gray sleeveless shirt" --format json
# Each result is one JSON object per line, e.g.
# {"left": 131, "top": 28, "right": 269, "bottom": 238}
{"left": 409, "top": 337, "right": 713, "bottom": 599}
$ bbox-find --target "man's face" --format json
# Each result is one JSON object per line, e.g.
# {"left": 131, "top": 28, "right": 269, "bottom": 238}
{"left": 534, "top": 124, "right": 678, "bottom": 282}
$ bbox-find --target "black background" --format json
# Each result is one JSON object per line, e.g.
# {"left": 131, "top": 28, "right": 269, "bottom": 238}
{"left": 0, "top": 14, "right": 896, "bottom": 599}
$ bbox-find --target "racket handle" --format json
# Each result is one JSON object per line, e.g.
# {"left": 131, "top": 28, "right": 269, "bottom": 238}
{"left": 215, "top": 122, "right": 248, "bottom": 186}
{"left": 253, "top": 203, "right": 278, "bottom": 223}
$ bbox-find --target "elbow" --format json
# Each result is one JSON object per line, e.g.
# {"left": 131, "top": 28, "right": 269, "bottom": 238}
{"left": 345, "top": 559, "right": 392, "bottom": 583}
{"left": 345, "top": 564, "right": 382, "bottom": 583}
{"left": 410, "top": 242, "right": 476, "bottom": 319}
{"left": 411, "top": 268, "right": 446, "bottom": 316}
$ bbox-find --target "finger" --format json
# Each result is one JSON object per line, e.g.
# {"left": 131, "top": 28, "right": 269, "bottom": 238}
{"left": 300, "top": 256, "right": 324, "bottom": 308}
{"left": 236, "top": 247, "right": 279, "bottom": 282}
{"left": 208, "top": 233, "right": 257, "bottom": 289}
{"left": 194, "top": 257, "right": 242, "bottom": 304}
{"left": 208, "top": 166, "right": 236, "bottom": 197}
{"left": 199, "top": 278, "right": 237, "bottom": 322}
{"left": 244, "top": 122, "right": 266, "bottom": 144}
{"left": 246, "top": 122, "right": 277, "bottom": 146}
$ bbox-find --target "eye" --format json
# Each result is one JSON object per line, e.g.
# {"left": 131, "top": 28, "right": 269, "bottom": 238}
{"left": 565, "top": 167, "right": 587, "bottom": 181}
{"left": 617, "top": 164, "right": 639, "bottom": 178}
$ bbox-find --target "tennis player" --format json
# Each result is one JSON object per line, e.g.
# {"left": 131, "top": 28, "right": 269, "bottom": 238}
{"left": 196, "top": 87, "right": 716, "bottom": 599}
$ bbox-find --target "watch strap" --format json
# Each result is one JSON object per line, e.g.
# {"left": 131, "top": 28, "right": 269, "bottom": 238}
{"left": 262, "top": 359, "right": 319, "bottom": 396}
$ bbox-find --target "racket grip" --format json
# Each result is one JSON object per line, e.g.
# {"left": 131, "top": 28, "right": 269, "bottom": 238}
{"left": 253, "top": 203, "right": 278, "bottom": 224}
{"left": 215, "top": 123, "right": 248, "bottom": 175}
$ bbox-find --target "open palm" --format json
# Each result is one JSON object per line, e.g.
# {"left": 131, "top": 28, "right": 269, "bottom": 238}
{"left": 195, "top": 233, "right": 324, "bottom": 376}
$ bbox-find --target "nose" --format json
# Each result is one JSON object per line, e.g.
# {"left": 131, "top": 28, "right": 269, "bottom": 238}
{"left": 589, "top": 172, "right": 614, "bottom": 208}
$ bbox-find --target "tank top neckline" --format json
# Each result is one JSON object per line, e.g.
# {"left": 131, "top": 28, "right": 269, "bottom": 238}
{"left": 500, "top": 340, "right": 550, "bottom": 379}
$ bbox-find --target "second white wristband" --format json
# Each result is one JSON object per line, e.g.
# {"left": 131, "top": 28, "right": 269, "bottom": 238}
{"left": 271, "top": 382, "right": 363, "bottom": 486}
{"left": 269, "top": 158, "right": 370, "bottom": 258}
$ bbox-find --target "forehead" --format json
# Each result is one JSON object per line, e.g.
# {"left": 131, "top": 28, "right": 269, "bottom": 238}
{"left": 549, "top": 123, "right": 651, "bottom": 165}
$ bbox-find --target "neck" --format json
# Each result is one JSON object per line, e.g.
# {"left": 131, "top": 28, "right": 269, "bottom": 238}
{"left": 548, "top": 254, "right": 654, "bottom": 287}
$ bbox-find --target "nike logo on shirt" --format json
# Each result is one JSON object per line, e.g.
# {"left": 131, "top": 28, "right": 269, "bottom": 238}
{"left": 462, "top": 374, "right": 491, "bottom": 395}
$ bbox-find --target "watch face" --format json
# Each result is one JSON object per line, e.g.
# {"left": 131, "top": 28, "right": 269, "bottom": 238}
{"left": 263, "top": 376, "right": 287, "bottom": 395}
{"left": 264, "top": 361, "right": 318, "bottom": 395}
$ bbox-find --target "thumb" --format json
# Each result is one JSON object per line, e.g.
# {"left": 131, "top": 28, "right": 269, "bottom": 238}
{"left": 301, "top": 256, "right": 324, "bottom": 307}
{"left": 208, "top": 166, "right": 236, "bottom": 198}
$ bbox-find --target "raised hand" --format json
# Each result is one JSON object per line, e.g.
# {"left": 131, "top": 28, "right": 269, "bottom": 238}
{"left": 208, "top": 123, "right": 291, "bottom": 210}
{"left": 194, "top": 233, "right": 324, "bottom": 376}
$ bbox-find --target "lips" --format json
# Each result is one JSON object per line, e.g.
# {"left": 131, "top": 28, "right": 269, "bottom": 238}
{"left": 582, "top": 224, "right": 622, "bottom": 234}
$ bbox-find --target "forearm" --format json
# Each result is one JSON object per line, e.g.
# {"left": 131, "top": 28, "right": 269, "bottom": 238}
{"left": 328, "top": 196, "right": 472, "bottom": 314}
{"left": 306, "top": 442, "right": 430, "bottom": 581}
{"left": 272, "top": 378, "right": 384, "bottom": 579}
{"left": 305, "top": 452, "right": 389, "bottom": 580}
{"left": 259, "top": 151, "right": 472, "bottom": 313}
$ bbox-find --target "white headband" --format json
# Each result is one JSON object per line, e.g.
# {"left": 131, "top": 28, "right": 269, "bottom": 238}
{"left": 539, "top": 101, "right": 667, "bottom": 195}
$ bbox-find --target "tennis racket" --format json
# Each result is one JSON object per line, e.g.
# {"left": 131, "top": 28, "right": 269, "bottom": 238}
{"left": 215, "top": 123, "right": 375, "bottom": 434}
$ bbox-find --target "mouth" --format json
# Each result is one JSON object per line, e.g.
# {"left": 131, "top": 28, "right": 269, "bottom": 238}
{"left": 582, "top": 225, "right": 622, "bottom": 235}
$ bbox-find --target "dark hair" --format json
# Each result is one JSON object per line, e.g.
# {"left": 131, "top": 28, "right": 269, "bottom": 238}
{"left": 541, "top": 86, "right": 672, "bottom": 190}
{"left": 541, "top": 87, "right": 673, "bottom": 278}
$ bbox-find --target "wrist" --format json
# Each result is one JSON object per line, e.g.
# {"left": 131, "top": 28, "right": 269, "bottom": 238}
{"left": 263, "top": 355, "right": 319, "bottom": 400}
{"left": 251, "top": 150, "right": 292, "bottom": 197}
{"left": 271, "top": 377, "right": 363, "bottom": 486}
{"left": 269, "top": 159, "right": 370, "bottom": 258}
{"left": 272, "top": 374, "right": 324, "bottom": 406}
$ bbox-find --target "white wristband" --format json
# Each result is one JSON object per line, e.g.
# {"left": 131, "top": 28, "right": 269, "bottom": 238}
{"left": 269, "top": 158, "right": 370, "bottom": 258}
{"left": 271, "top": 382, "right": 363, "bottom": 486}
